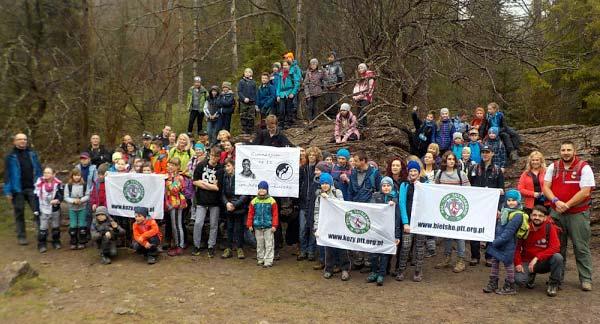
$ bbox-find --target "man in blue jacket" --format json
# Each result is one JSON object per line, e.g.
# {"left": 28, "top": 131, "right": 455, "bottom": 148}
{"left": 4, "top": 133, "right": 42, "bottom": 245}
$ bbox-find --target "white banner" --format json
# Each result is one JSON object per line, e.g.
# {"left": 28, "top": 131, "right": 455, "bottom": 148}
{"left": 410, "top": 182, "right": 500, "bottom": 242}
{"left": 234, "top": 145, "right": 300, "bottom": 198}
{"left": 106, "top": 173, "right": 165, "bottom": 219}
{"left": 316, "top": 198, "right": 398, "bottom": 255}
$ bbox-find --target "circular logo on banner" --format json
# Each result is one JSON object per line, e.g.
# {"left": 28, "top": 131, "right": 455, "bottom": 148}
{"left": 439, "top": 193, "right": 469, "bottom": 222}
{"left": 275, "top": 162, "right": 294, "bottom": 181}
{"left": 345, "top": 209, "right": 371, "bottom": 234}
{"left": 123, "top": 179, "right": 145, "bottom": 203}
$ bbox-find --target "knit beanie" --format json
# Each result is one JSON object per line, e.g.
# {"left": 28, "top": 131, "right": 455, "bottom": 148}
{"left": 380, "top": 176, "right": 394, "bottom": 187}
{"left": 222, "top": 81, "right": 232, "bottom": 89}
{"left": 134, "top": 206, "right": 149, "bottom": 218}
{"left": 505, "top": 189, "right": 522, "bottom": 202}
{"left": 336, "top": 148, "right": 351, "bottom": 160}
{"left": 488, "top": 127, "right": 499, "bottom": 135}
{"left": 407, "top": 160, "right": 421, "bottom": 173}
{"left": 95, "top": 206, "right": 108, "bottom": 217}
{"left": 453, "top": 132, "right": 463, "bottom": 141}
{"left": 319, "top": 173, "right": 334, "bottom": 186}
{"left": 440, "top": 107, "right": 449, "bottom": 115}
{"left": 340, "top": 103, "right": 351, "bottom": 111}
{"left": 258, "top": 181, "right": 269, "bottom": 191}
{"left": 315, "top": 161, "right": 332, "bottom": 174}
{"left": 272, "top": 62, "right": 281, "bottom": 69}
{"left": 310, "top": 58, "right": 319, "bottom": 65}
{"left": 194, "top": 143, "right": 205, "bottom": 152}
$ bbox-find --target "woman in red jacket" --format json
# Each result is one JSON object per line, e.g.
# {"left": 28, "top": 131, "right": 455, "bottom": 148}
{"left": 517, "top": 151, "right": 548, "bottom": 214}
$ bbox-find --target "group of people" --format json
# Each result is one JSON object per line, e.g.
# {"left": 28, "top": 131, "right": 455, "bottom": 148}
{"left": 186, "top": 51, "right": 368, "bottom": 145}
{"left": 4, "top": 90, "right": 594, "bottom": 296}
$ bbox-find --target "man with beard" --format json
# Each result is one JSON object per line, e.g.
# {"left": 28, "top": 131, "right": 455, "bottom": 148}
{"left": 543, "top": 141, "right": 595, "bottom": 292}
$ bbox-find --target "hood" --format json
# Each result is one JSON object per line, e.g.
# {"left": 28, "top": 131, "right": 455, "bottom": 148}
{"left": 209, "top": 85, "right": 220, "bottom": 98}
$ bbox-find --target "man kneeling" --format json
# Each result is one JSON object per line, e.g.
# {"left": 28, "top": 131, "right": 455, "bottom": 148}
{"left": 91, "top": 207, "right": 124, "bottom": 264}
{"left": 514, "top": 205, "right": 563, "bottom": 297}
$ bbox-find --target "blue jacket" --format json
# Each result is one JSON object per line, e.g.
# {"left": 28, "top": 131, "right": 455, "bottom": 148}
{"left": 398, "top": 178, "right": 426, "bottom": 225}
{"left": 331, "top": 163, "right": 352, "bottom": 200}
{"left": 276, "top": 72, "right": 300, "bottom": 98}
{"left": 348, "top": 165, "right": 382, "bottom": 203}
{"left": 270, "top": 72, "right": 281, "bottom": 94}
{"left": 237, "top": 77, "right": 257, "bottom": 103}
{"left": 468, "top": 141, "right": 483, "bottom": 164}
{"left": 256, "top": 83, "right": 276, "bottom": 114}
{"left": 451, "top": 144, "right": 465, "bottom": 161}
{"left": 483, "top": 137, "right": 506, "bottom": 168}
{"left": 289, "top": 60, "right": 302, "bottom": 83}
{"left": 436, "top": 119, "right": 455, "bottom": 151}
{"left": 3, "top": 148, "right": 42, "bottom": 196}
{"left": 370, "top": 191, "right": 402, "bottom": 239}
{"left": 487, "top": 210, "right": 523, "bottom": 264}
{"left": 486, "top": 111, "right": 506, "bottom": 130}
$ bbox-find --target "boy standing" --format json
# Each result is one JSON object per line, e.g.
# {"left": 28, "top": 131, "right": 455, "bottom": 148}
{"left": 132, "top": 207, "right": 162, "bottom": 264}
{"left": 256, "top": 72, "right": 276, "bottom": 126}
{"left": 238, "top": 68, "right": 257, "bottom": 134}
{"left": 247, "top": 181, "right": 279, "bottom": 268}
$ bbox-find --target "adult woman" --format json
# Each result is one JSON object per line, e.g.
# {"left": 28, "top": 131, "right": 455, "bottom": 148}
{"left": 385, "top": 157, "right": 408, "bottom": 192}
{"left": 422, "top": 152, "right": 437, "bottom": 184}
{"left": 433, "top": 151, "right": 470, "bottom": 273}
{"left": 298, "top": 146, "right": 322, "bottom": 261}
{"left": 517, "top": 151, "right": 548, "bottom": 214}
{"left": 168, "top": 133, "right": 193, "bottom": 175}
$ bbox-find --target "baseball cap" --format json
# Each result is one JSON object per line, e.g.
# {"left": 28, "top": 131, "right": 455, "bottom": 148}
{"left": 481, "top": 145, "right": 492, "bottom": 152}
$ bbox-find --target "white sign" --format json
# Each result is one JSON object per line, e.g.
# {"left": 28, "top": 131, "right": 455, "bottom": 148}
{"left": 106, "top": 173, "right": 165, "bottom": 219}
{"left": 235, "top": 145, "right": 300, "bottom": 198}
{"left": 410, "top": 182, "right": 500, "bottom": 242}
{"left": 316, "top": 198, "right": 398, "bottom": 255}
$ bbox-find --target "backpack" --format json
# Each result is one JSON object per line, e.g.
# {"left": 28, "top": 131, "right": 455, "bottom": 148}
{"left": 181, "top": 174, "right": 195, "bottom": 200}
{"left": 434, "top": 169, "right": 463, "bottom": 186}
{"left": 508, "top": 210, "right": 530, "bottom": 239}
{"left": 68, "top": 183, "right": 87, "bottom": 198}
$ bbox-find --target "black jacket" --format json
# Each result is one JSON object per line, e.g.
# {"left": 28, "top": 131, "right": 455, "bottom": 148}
{"left": 299, "top": 164, "right": 318, "bottom": 211}
{"left": 86, "top": 145, "right": 112, "bottom": 168}
{"left": 221, "top": 172, "right": 249, "bottom": 215}
{"left": 252, "top": 128, "right": 292, "bottom": 147}
{"left": 468, "top": 162, "right": 504, "bottom": 189}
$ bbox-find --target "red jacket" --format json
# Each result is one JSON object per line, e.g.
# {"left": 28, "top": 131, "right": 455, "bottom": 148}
{"left": 514, "top": 218, "right": 560, "bottom": 266}
{"left": 89, "top": 180, "right": 106, "bottom": 208}
{"left": 550, "top": 157, "right": 591, "bottom": 214}
{"left": 517, "top": 170, "right": 547, "bottom": 209}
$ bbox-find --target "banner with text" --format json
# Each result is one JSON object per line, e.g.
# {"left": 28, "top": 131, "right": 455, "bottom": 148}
{"left": 316, "top": 198, "right": 397, "bottom": 255}
{"left": 106, "top": 173, "right": 165, "bottom": 219}
{"left": 410, "top": 182, "right": 500, "bottom": 242}
{"left": 234, "top": 145, "right": 300, "bottom": 198}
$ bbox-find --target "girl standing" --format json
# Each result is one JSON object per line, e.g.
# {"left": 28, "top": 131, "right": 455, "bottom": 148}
{"left": 165, "top": 157, "right": 187, "bottom": 256}
{"left": 34, "top": 167, "right": 63, "bottom": 252}
{"left": 64, "top": 168, "right": 90, "bottom": 250}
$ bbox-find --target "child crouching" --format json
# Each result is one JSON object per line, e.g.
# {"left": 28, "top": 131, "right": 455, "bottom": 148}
{"left": 247, "top": 181, "right": 279, "bottom": 268}
{"left": 132, "top": 207, "right": 162, "bottom": 264}
{"left": 90, "top": 206, "right": 124, "bottom": 264}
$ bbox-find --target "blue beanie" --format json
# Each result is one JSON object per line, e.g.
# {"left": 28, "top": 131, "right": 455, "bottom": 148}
{"left": 336, "top": 148, "right": 351, "bottom": 160}
{"left": 488, "top": 127, "right": 499, "bottom": 135}
{"left": 258, "top": 181, "right": 269, "bottom": 191}
{"left": 407, "top": 160, "right": 421, "bottom": 173}
{"left": 194, "top": 143, "right": 205, "bottom": 151}
{"left": 380, "top": 176, "right": 394, "bottom": 186}
{"left": 320, "top": 173, "right": 334, "bottom": 186}
{"left": 134, "top": 206, "right": 149, "bottom": 218}
{"left": 505, "top": 189, "right": 521, "bottom": 202}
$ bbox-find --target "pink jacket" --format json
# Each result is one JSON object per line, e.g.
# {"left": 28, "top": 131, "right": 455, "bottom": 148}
{"left": 352, "top": 70, "right": 376, "bottom": 102}
{"left": 335, "top": 112, "right": 360, "bottom": 142}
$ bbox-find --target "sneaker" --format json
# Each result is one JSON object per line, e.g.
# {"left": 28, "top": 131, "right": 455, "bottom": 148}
{"left": 453, "top": 258, "right": 466, "bottom": 273}
{"left": 52, "top": 242, "right": 62, "bottom": 250}
{"left": 366, "top": 273, "right": 378, "bottom": 283}
{"left": 167, "top": 248, "right": 179, "bottom": 257}
{"left": 413, "top": 271, "right": 423, "bottom": 282}
{"left": 307, "top": 253, "right": 315, "bottom": 261}
{"left": 395, "top": 271, "right": 405, "bottom": 281}
{"left": 297, "top": 252, "right": 307, "bottom": 261}
{"left": 546, "top": 283, "right": 558, "bottom": 297}
{"left": 237, "top": 248, "right": 245, "bottom": 259}
{"left": 341, "top": 271, "right": 350, "bottom": 281}
{"left": 100, "top": 255, "right": 112, "bottom": 265}
{"left": 147, "top": 256, "right": 157, "bottom": 264}
{"left": 376, "top": 275, "right": 384, "bottom": 286}
{"left": 70, "top": 244, "right": 77, "bottom": 250}
{"left": 526, "top": 273, "right": 536, "bottom": 289}
{"left": 17, "top": 238, "right": 29, "bottom": 246}
{"left": 38, "top": 245, "right": 48, "bottom": 253}
{"left": 257, "top": 260, "right": 264, "bottom": 266}
{"left": 313, "top": 263, "right": 325, "bottom": 270}
{"left": 221, "top": 248, "right": 232, "bottom": 259}
{"left": 191, "top": 246, "right": 201, "bottom": 256}
{"left": 435, "top": 255, "right": 452, "bottom": 269}
{"left": 496, "top": 281, "right": 517, "bottom": 295}
{"left": 332, "top": 266, "right": 342, "bottom": 274}
{"left": 581, "top": 282, "right": 593, "bottom": 291}
{"left": 208, "top": 247, "right": 215, "bottom": 258}
{"left": 263, "top": 264, "right": 272, "bottom": 268}
{"left": 77, "top": 244, "right": 85, "bottom": 250}
{"left": 323, "top": 272, "right": 333, "bottom": 279}
{"left": 483, "top": 278, "right": 499, "bottom": 293}
{"left": 469, "top": 258, "right": 480, "bottom": 266}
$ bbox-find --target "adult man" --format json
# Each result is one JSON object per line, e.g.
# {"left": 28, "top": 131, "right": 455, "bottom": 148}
{"left": 119, "top": 134, "right": 133, "bottom": 152}
{"left": 239, "top": 159, "right": 256, "bottom": 179}
{"left": 467, "top": 145, "right": 504, "bottom": 266}
{"left": 86, "top": 134, "right": 111, "bottom": 168}
{"left": 138, "top": 132, "right": 154, "bottom": 161}
{"left": 322, "top": 51, "right": 344, "bottom": 119}
{"left": 348, "top": 151, "right": 382, "bottom": 270}
{"left": 156, "top": 126, "right": 172, "bottom": 149}
{"left": 514, "top": 205, "right": 563, "bottom": 297}
{"left": 4, "top": 133, "right": 42, "bottom": 245}
{"left": 187, "top": 76, "right": 208, "bottom": 135}
{"left": 543, "top": 141, "right": 595, "bottom": 291}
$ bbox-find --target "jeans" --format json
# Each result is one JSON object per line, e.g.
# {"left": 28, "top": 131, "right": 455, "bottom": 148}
{"left": 551, "top": 209, "right": 593, "bottom": 283}
{"left": 278, "top": 98, "right": 295, "bottom": 127}
{"left": 226, "top": 212, "right": 245, "bottom": 249}
{"left": 443, "top": 238, "right": 465, "bottom": 258}
{"left": 515, "top": 253, "right": 564, "bottom": 285}
{"left": 206, "top": 120, "right": 219, "bottom": 145}
{"left": 218, "top": 113, "right": 232, "bottom": 132}
{"left": 299, "top": 209, "right": 316, "bottom": 254}
{"left": 133, "top": 236, "right": 160, "bottom": 257}
{"left": 11, "top": 188, "right": 37, "bottom": 239}
{"left": 325, "top": 247, "right": 351, "bottom": 273}
{"left": 69, "top": 209, "right": 88, "bottom": 228}
{"left": 193, "top": 205, "right": 220, "bottom": 249}
{"left": 306, "top": 96, "right": 319, "bottom": 121}
{"left": 187, "top": 110, "right": 204, "bottom": 135}
{"left": 370, "top": 253, "right": 389, "bottom": 277}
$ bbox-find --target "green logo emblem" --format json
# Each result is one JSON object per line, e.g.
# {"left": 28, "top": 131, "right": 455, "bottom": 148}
{"left": 123, "top": 179, "right": 145, "bottom": 203}
{"left": 439, "top": 193, "right": 469, "bottom": 222}
{"left": 345, "top": 209, "right": 371, "bottom": 234}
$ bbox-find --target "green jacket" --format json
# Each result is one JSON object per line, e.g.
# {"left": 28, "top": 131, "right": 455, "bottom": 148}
{"left": 186, "top": 86, "right": 208, "bottom": 111}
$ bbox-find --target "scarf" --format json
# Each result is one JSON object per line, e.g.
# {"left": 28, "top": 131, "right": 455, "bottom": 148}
{"left": 36, "top": 177, "right": 61, "bottom": 200}
{"left": 500, "top": 206, "right": 519, "bottom": 225}
{"left": 282, "top": 69, "right": 290, "bottom": 81}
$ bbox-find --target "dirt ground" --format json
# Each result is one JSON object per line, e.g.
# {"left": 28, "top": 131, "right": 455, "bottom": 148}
{"left": 0, "top": 208, "right": 599, "bottom": 324}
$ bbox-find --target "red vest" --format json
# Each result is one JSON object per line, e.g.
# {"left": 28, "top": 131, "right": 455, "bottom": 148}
{"left": 550, "top": 157, "right": 591, "bottom": 214}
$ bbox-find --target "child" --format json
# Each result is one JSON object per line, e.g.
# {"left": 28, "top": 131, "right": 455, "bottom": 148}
{"left": 238, "top": 68, "right": 257, "bottom": 134}
{"left": 313, "top": 173, "right": 349, "bottom": 280}
{"left": 151, "top": 136, "right": 168, "bottom": 174}
{"left": 486, "top": 102, "right": 520, "bottom": 161}
{"left": 256, "top": 72, "right": 276, "bottom": 125}
{"left": 467, "top": 128, "right": 483, "bottom": 164}
{"left": 204, "top": 85, "right": 221, "bottom": 145}
{"left": 90, "top": 206, "right": 124, "bottom": 264}
{"left": 34, "top": 167, "right": 63, "bottom": 253}
{"left": 165, "top": 157, "right": 187, "bottom": 256}
{"left": 197, "top": 131, "right": 210, "bottom": 148}
{"left": 90, "top": 163, "right": 108, "bottom": 212}
{"left": 303, "top": 58, "right": 324, "bottom": 121}
{"left": 270, "top": 62, "right": 281, "bottom": 90}
{"left": 131, "top": 157, "right": 144, "bottom": 173}
{"left": 334, "top": 103, "right": 360, "bottom": 143}
{"left": 369, "top": 177, "right": 401, "bottom": 286}
{"left": 483, "top": 189, "right": 525, "bottom": 295}
{"left": 141, "top": 162, "right": 153, "bottom": 174}
{"left": 187, "top": 143, "right": 206, "bottom": 176}
{"left": 426, "top": 143, "right": 441, "bottom": 168}
{"left": 471, "top": 106, "right": 488, "bottom": 140}
{"left": 451, "top": 132, "right": 465, "bottom": 161}
{"left": 115, "top": 158, "right": 128, "bottom": 173}
{"left": 331, "top": 148, "right": 352, "bottom": 200}
{"left": 108, "top": 152, "right": 122, "bottom": 172}
{"left": 218, "top": 81, "right": 235, "bottom": 132}
{"left": 436, "top": 107, "right": 455, "bottom": 153}
{"left": 64, "top": 168, "right": 90, "bottom": 250}
{"left": 452, "top": 110, "right": 470, "bottom": 135}
{"left": 132, "top": 206, "right": 162, "bottom": 264}
{"left": 411, "top": 106, "right": 437, "bottom": 157}
{"left": 247, "top": 181, "right": 279, "bottom": 268}
{"left": 221, "top": 158, "right": 250, "bottom": 259}
{"left": 483, "top": 127, "right": 507, "bottom": 170}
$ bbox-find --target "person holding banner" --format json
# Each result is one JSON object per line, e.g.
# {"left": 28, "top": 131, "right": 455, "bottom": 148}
{"left": 434, "top": 151, "right": 470, "bottom": 273}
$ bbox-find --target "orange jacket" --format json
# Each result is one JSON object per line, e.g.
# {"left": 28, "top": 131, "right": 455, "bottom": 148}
{"left": 133, "top": 219, "right": 162, "bottom": 246}
{"left": 152, "top": 149, "right": 169, "bottom": 174}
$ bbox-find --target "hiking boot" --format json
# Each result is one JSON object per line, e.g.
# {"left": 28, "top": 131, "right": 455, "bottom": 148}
{"left": 52, "top": 241, "right": 62, "bottom": 250}
{"left": 313, "top": 263, "right": 325, "bottom": 270}
{"left": 413, "top": 271, "right": 423, "bottom": 282}
{"left": 237, "top": 248, "right": 245, "bottom": 259}
{"left": 208, "top": 247, "right": 215, "bottom": 258}
{"left": 274, "top": 250, "right": 281, "bottom": 261}
{"left": 526, "top": 273, "right": 536, "bottom": 289}
{"left": 70, "top": 244, "right": 77, "bottom": 250}
{"left": 17, "top": 237, "right": 29, "bottom": 246}
{"left": 366, "top": 273, "right": 378, "bottom": 283}
{"left": 453, "top": 258, "right": 466, "bottom": 273}
{"left": 332, "top": 266, "right": 342, "bottom": 274}
{"left": 100, "top": 255, "right": 112, "bottom": 265}
{"left": 376, "top": 275, "right": 384, "bottom": 286}
{"left": 262, "top": 263, "right": 272, "bottom": 268}
{"left": 77, "top": 244, "right": 86, "bottom": 250}
{"left": 395, "top": 271, "right": 405, "bottom": 282}
{"left": 485, "top": 259, "right": 493, "bottom": 267}
{"left": 167, "top": 248, "right": 179, "bottom": 257}
{"left": 38, "top": 245, "right": 48, "bottom": 253}
{"left": 435, "top": 255, "right": 452, "bottom": 269}
{"left": 546, "top": 282, "right": 558, "bottom": 297}
{"left": 191, "top": 246, "right": 201, "bottom": 256}
{"left": 323, "top": 272, "right": 333, "bottom": 279}
{"left": 483, "top": 278, "right": 499, "bottom": 293}
{"left": 147, "top": 255, "right": 157, "bottom": 264}
{"left": 469, "top": 258, "right": 480, "bottom": 266}
{"left": 297, "top": 252, "right": 307, "bottom": 261}
{"left": 581, "top": 282, "right": 593, "bottom": 291}
{"left": 496, "top": 281, "right": 517, "bottom": 295}
{"left": 341, "top": 271, "right": 350, "bottom": 281}
{"left": 221, "top": 248, "right": 233, "bottom": 259}
{"left": 257, "top": 260, "right": 264, "bottom": 266}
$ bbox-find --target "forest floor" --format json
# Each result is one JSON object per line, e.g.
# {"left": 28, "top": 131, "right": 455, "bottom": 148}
{"left": 0, "top": 200, "right": 599, "bottom": 324}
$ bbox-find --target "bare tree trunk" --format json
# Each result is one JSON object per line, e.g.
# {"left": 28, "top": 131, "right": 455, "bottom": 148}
{"left": 177, "top": 0, "right": 184, "bottom": 105}
{"left": 81, "top": 0, "right": 93, "bottom": 149}
{"left": 193, "top": 0, "right": 200, "bottom": 76}
{"left": 230, "top": 0, "right": 238, "bottom": 74}
{"left": 295, "top": 0, "right": 305, "bottom": 64}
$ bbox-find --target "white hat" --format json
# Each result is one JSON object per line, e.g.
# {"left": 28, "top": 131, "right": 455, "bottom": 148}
{"left": 340, "top": 103, "right": 351, "bottom": 111}
{"left": 310, "top": 58, "right": 319, "bottom": 65}
{"left": 193, "top": 76, "right": 202, "bottom": 82}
